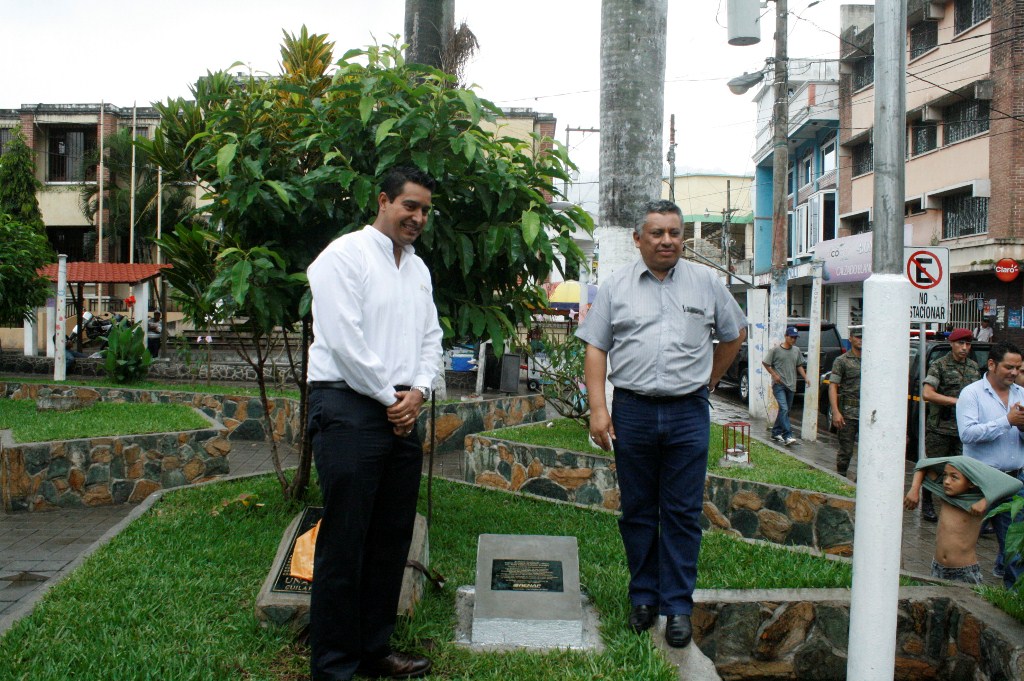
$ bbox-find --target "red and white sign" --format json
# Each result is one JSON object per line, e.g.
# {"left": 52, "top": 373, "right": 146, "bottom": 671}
{"left": 905, "top": 247, "right": 949, "bottom": 323}
{"left": 996, "top": 258, "right": 1020, "bottom": 282}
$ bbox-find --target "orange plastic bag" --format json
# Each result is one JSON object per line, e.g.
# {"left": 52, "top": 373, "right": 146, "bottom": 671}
{"left": 289, "top": 520, "right": 320, "bottom": 582}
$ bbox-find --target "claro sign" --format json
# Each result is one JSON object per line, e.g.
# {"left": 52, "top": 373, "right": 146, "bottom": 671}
{"left": 996, "top": 258, "right": 1020, "bottom": 283}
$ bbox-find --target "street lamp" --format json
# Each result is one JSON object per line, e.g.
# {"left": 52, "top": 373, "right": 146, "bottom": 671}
{"left": 726, "top": 70, "right": 765, "bottom": 95}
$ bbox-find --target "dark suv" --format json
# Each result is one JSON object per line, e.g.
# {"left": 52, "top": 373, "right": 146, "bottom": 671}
{"left": 719, "top": 318, "right": 845, "bottom": 402}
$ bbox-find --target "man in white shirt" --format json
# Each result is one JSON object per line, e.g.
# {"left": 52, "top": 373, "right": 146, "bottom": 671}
{"left": 976, "top": 318, "right": 994, "bottom": 343}
{"left": 306, "top": 166, "right": 443, "bottom": 681}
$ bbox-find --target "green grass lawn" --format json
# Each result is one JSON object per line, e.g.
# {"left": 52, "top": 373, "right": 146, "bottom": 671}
{"left": 0, "top": 475, "right": 867, "bottom": 681}
{"left": 0, "top": 399, "right": 212, "bottom": 443}
{"left": 2, "top": 376, "right": 301, "bottom": 399}
{"left": 484, "top": 419, "right": 856, "bottom": 498}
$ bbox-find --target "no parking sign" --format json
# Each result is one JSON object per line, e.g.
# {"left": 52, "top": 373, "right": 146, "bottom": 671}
{"left": 905, "top": 247, "right": 949, "bottom": 323}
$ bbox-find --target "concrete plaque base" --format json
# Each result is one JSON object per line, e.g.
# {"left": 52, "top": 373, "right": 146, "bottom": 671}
{"left": 471, "top": 534, "right": 584, "bottom": 648}
{"left": 254, "top": 509, "right": 428, "bottom": 631}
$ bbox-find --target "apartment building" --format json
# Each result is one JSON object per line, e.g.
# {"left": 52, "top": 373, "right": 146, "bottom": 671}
{"left": 838, "top": 0, "right": 1024, "bottom": 340}
{"left": 0, "top": 103, "right": 161, "bottom": 263}
{"left": 746, "top": 59, "right": 843, "bottom": 322}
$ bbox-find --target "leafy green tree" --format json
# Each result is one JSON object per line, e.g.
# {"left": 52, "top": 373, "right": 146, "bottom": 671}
{"left": 144, "top": 30, "right": 591, "bottom": 499}
{"left": 0, "top": 127, "right": 44, "bottom": 230}
{"left": 0, "top": 213, "right": 55, "bottom": 331}
{"left": 80, "top": 128, "right": 197, "bottom": 264}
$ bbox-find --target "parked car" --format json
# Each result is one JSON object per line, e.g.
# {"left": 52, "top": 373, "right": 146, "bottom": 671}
{"left": 719, "top": 318, "right": 845, "bottom": 402}
{"left": 818, "top": 337, "right": 992, "bottom": 457}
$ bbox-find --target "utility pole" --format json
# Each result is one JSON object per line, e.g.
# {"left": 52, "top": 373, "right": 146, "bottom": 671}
{"left": 847, "top": 0, "right": 910, "bottom": 677}
{"left": 667, "top": 114, "right": 677, "bottom": 202}
{"left": 563, "top": 126, "right": 600, "bottom": 199}
{"left": 769, "top": 0, "right": 790, "bottom": 354}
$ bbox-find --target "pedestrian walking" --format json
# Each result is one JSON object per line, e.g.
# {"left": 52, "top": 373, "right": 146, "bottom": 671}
{"left": 305, "top": 166, "right": 442, "bottom": 681}
{"left": 921, "top": 328, "right": 981, "bottom": 522}
{"left": 957, "top": 341, "right": 1024, "bottom": 588}
{"left": 577, "top": 199, "right": 746, "bottom": 649}
{"left": 762, "top": 326, "right": 808, "bottom": 446}
{"left": 829, "top": 325, "right": 862, "bottom": 477}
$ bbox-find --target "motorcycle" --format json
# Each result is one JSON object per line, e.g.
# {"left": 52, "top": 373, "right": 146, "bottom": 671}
{"left": 67, "top": 311, "right": 124, "bottom": 348}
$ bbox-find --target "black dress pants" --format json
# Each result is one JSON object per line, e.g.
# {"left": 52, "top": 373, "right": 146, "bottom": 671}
{"left": 307, "top": 387, "right": 422, "bottom": 681}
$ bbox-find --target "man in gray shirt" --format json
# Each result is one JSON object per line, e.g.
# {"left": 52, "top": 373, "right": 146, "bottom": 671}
{"left": 762, "top": 327, "right": 808, "bottom": 446}
{"left": 576, "top": 199, "right": 746, "bottom": 649}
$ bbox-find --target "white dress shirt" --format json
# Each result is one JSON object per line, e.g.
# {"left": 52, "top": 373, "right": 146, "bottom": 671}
{"left": 307, "top": 226, "right": 443, "bottom": 405}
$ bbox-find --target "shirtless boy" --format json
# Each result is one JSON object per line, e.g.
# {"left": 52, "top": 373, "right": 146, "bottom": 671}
{"left": 904, "top": 457, "right": 1021, "bottom": 585}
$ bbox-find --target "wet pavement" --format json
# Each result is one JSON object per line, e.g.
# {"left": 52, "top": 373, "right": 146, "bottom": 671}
{"left": 0, "top": 390, "right": 1004, "bottom": 637}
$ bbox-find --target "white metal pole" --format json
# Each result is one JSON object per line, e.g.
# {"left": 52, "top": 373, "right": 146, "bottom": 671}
{"left": 54, "top": 255, "right": 68, "bottom": 381}
{"left": 918, "top": 323, "right": 927, "bottom": 460}
{"left": 156, "top": 166, "right": 163, "bottom": 264}
{"left": 801, "top": 260, "right": 823, "bottom": 441}
{"left": 847, "top": 0, "right": 908, "bottom": 677}
{"left": 97, "top": 102, "right": 105, "bottom": 310}
{"left": 129, "top": 103, "right": 137, "bottom": 264}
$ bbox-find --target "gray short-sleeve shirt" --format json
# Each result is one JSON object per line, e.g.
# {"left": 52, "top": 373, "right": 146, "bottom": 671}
{"left": 576, "top": 258, "right": 747, "bottom": 396}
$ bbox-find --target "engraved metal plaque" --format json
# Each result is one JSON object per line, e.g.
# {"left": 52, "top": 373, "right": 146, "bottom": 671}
{"left": 271, "top": 505, "right": 322, "bottom": 594}
{"left": 490, "top": 558, "right": 564, "bottom": 592}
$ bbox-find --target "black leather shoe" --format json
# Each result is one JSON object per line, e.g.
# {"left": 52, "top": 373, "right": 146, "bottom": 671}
{"left": 628, "top": 604, "right": 656, "bottom": 633}
{"left": 665, "top": 614, "right": 692, "bottom": 648}
{"left": 922, "top": 503, "right": 937, "bottom": 522}
{"left": 356, "top": 652, "right": 432, "bottom": 679}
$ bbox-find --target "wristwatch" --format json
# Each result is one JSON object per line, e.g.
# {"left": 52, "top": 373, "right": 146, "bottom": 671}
{"left": 413, "top": 386, "right": 431, "bottom": 400}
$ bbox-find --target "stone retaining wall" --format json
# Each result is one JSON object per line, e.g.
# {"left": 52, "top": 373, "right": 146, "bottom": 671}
{"left": 693, "top": 588, "right": 1024, "bottom": 680}
{"left": 464, "top": 433, "right": 854, "bottom": 554}
{"left": 1, "top": 426, "right": 231, "bottom": 513}
{"left": 1, "top": 383, "right": 545, "bottom": 455}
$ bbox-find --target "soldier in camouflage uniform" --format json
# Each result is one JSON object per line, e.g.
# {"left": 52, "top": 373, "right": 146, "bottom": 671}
{"left": 921, "top": 328, "right": 981, "bottom": 521}
{"left": 829, "top": 326, "right": 862, "bottom": 477}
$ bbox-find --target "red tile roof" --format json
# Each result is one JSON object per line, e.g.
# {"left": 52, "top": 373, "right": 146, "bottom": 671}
{"left": 37, "top": 262, "right": 172, "bottom": 284}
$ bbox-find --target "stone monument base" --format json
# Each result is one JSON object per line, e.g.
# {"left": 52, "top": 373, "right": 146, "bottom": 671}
{"left": 453, "top": 586, "right": 604, "bottom": 653}
{"left": 254, "top": 508, "right": 429, "bottom": 631}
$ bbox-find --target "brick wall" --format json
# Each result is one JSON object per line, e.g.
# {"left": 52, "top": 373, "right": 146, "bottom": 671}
{"left": 988, "top": 0, "right": 1024, "bottom": 240}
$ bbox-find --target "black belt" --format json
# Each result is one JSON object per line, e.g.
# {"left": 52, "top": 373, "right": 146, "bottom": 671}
{"left": 309, "top": 381, "right": 411, "bottom": 392}
{"left": 616, "top": 386, "right": 708, "bottom": 404}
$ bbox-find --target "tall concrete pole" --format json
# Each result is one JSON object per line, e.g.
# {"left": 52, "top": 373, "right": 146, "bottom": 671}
{"left": 54, "top": 254, "right": 67, "bottom": 382}
{"left": 847, "top": 0, "right": 909, "bottom": 677}
{"left": 769, "top": 0, "right": 790, "bottom": 372}
{"left": 598, "top": 0, "right": 668, "bottom": 278}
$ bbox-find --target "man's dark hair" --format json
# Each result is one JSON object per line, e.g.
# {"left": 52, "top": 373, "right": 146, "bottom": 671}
{"left": 988, "top": 341, "right": 1022, "bottom": 365}
{"left": 636, "top": 200, "right": 682, "bottom": 234}
{"left": 381, "top": 166, "right": 437, "bottom": 200}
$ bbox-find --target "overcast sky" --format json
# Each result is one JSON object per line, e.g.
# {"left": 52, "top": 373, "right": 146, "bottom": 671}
{"left": 0, "top": 0, "right": 866, "bottom": 213}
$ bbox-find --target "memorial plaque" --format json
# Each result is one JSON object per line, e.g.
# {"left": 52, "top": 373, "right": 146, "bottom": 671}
{"left": 472, "top": 534, "right": 583, "bottom": 647}
{"left": 491, "top": 559, "right": 563, "bottom": 592}
{"left": 271, "top": 506, "right": 322, "bottom": 594}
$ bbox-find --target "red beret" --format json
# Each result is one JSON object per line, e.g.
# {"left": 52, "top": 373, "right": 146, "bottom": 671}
{"left": 947, "top": 328, "right": 973, "bottom": 342}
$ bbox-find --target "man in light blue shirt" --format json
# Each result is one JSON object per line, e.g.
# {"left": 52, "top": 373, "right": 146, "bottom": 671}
{"left": 957, "top": 341, "right": 1024, "bottom": 588}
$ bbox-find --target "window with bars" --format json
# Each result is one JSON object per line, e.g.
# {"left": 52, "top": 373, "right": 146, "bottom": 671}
{"left": 846, "top": 214, "right": 871, "bottom": 235}
{"left": 46, "top": 127, "right": 97, "bottom": 182}
{"left": 0, "top": 127, "right": 12, "bottom": 156}
{"left": 944, "top": 98, "right": 990, "bottom": 144}
{"left": 851, "top": 141, "right": 873, "bottom": 176}
{"left": 910, "top": 21, "right": 939, "bottom": 59}
{"left": 852, "top": 56, "right": 874, "bottom": 90}
{"left": 954, "top": 0, "right": 991, "bottom": 34}
{"left": 942, "top": 193, "right": 988, "bottom": 238}
{"left": 911, "top": 122, "right": 938, "bottom": 155}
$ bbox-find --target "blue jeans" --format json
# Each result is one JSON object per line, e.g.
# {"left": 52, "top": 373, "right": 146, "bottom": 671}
{"left": 771, "top": 383, "right": 795, "bottom": 439}
{"left": 611, "top": 387, "right": 710, "bottom": 616}
{"left": 992, "top": 471, "right": 1024, "bottom": 589}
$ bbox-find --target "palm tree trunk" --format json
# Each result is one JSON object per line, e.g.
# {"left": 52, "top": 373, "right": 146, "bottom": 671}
{"left": 404, "top": 0, "right": 454, "bottom": 68}
{"left": 598, "top": 0, "right": 668, "bottom": 278}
